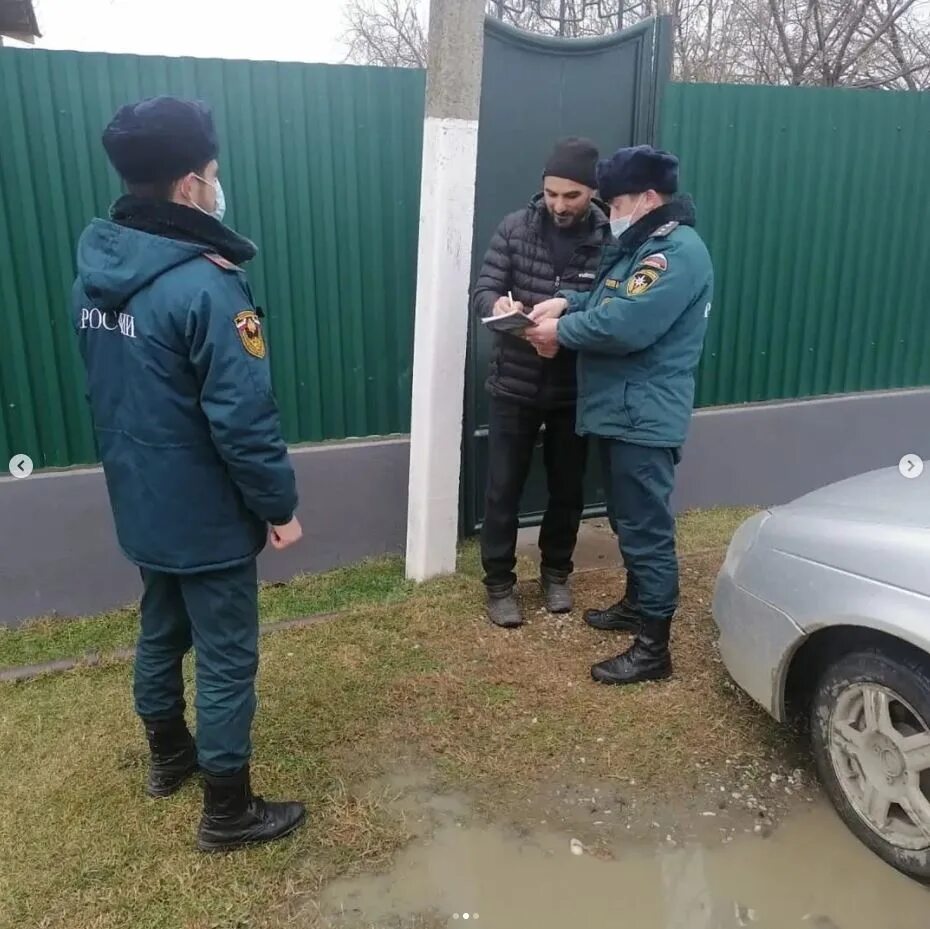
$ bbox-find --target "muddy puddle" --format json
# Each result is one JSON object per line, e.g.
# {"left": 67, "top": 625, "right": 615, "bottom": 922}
{"left": 318, "top": 783, "right": 929, "bottom": 929}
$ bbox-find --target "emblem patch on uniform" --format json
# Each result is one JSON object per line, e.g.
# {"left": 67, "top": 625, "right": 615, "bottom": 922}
{"left": 605, "top": 279, "right": 621, "bottom": 290}
{"left": 234, "top": 310, "right": 266, "bottom": 359}
{"left": 641, "top": 253, "right": 668, "bottom": 272}
{"left": 626, "top": 268, "right": 660, "bottom": 296}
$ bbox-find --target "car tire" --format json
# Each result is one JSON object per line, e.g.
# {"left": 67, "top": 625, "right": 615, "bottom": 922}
{"left": 811, "top": 647, "right": 930, "bottom": 883}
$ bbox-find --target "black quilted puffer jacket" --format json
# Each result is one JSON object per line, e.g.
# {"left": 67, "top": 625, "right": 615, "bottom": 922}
{"left": 473, "top": 194, "right": 609, "bottom": 409}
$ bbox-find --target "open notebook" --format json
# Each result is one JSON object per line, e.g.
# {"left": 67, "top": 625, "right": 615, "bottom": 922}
{"left": 481, "top": 310, "right": 536, "bottom": 333}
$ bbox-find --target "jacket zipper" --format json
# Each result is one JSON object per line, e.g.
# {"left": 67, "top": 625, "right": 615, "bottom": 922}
{"left": 549, "top": 214, "right": 605, "bottom": 294}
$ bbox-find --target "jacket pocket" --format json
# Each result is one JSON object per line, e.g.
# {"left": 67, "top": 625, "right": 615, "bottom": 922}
{"left": 589, "top": 377, "right": 634, "bottom": 433}
{"left": 626, "top": 376, "right": 694, "bottom": 443}
{"left": 625, "top": 381, "right": 644, "bottom": 429}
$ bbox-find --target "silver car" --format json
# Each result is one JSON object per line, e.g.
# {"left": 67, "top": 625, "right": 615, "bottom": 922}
{"left": 713, "top": 464, "right": 930, "bottom": 882}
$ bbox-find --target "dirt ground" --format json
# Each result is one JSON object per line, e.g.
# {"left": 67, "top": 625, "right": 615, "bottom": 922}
{"left": 1, "top": 515, "right": 838, "bottom": 929}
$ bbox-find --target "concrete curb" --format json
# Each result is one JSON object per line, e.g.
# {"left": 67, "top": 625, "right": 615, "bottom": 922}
{"left": 0, "top": 613, "right": 341, "bottom": 685}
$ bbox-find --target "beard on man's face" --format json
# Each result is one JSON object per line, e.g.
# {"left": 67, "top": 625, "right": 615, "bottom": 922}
{"left": 549, "top": 207, "right": 583, "bottom": 228}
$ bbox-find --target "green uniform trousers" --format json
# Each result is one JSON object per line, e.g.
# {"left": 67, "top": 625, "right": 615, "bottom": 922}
{"left": 599, "top": 439, "right": 681, "bottom": 621}
{"left": 133, "top": 560, "right": 259, "bottom": 775}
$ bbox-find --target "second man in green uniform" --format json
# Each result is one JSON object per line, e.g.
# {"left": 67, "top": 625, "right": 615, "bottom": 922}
{"left": 527, "top": 145, "right": 714, "bottom": 686}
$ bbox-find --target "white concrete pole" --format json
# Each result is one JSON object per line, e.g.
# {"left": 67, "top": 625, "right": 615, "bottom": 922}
{"left": 405, "top": 0, "right": 487, "bottom": 582}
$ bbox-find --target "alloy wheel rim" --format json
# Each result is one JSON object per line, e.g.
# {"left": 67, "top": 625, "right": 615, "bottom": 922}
{"left": 829, "top": 683, "right": 930, "bottom": 851}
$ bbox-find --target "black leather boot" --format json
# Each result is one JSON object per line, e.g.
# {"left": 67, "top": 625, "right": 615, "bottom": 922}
{"left": 142, "top": 716, "right": 199, "bottom": 798}
{"left": 583, "top": 598, "right": 643, "bottom": 633}
{"left": 197, "top": 765, "right": 306, "bottom": 853}
{"left": 591, "top": 618, "right": 672, "bottom": 685}
{"left": 487, "top": 589, "right": 524, "bottom": 628}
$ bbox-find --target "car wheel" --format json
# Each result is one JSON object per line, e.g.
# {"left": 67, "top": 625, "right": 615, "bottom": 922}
{"left": 811, "top": 647, "right": 930, "bottom": 883}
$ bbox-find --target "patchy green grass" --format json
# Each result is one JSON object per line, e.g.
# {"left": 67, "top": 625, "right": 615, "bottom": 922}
{"left": 0, "top": 510, "right": 757, "bottom": 673}
{"left": 676, "top": 505, "right": 761, "bottom": 554}
{"left": 0, "top": 507, "right": 791, "bottom": 929}
{"left": 0, "top": 612, "right": 435, "bottom": 929}
{"left": 0, "top": 552, "right": 791, "bottom": 929}
{"left": 0, "top": 606, "right": 140, "bottom": 670}
{"left": 259, "top": 557, "right": 412, "bottom": 620}
{"left": 676, "top": 505, "right": 761, "bottom": 552}
{"left": 0, "top": 557, "right": 411, "bottom": 671}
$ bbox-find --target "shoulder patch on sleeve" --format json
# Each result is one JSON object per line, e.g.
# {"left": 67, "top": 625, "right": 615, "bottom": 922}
{"left": 234, "top": 310, "right": 266, "bottom": 359}
{"left": 640, "top": 253, "right": 668, "bottom": 272}
{"left": 653, "top": 221, "right": 680, "bottom": 239}
{"left": 203, "top": 252, "right": 240, "bottom": 272}
{"left": 626, "top": 268, "right": 660, "bottom": 297}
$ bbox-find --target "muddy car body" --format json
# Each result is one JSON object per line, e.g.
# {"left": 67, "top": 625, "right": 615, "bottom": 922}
{"left": 713, "top": 464, "right": 930, "bottom": 882}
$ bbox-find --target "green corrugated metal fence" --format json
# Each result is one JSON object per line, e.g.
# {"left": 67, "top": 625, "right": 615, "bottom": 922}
{"left": 2, "top": 52, "right": 929, "bottom": 470}
{"left": 662, "top": 82, "right": 930, "bottom": 407}
{"left": 0, "top": 49, "right": 424, "bottom": 468}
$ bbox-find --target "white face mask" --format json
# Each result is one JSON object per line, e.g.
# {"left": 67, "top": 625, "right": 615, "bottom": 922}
{"left": 610, "top": 193, "right": 645, "bottom": 239}
{"left": 191, "top": 174, "right": 226, "bottom": 222}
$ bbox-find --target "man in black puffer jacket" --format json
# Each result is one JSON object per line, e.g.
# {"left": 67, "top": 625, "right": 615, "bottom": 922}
{"left": 473, "top": 137, "right": 610, "bottom": 627}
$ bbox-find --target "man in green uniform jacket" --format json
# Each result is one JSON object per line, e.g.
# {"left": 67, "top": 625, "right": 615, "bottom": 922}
{"left": 527, "top": 145, "right": 714, "bottom": 686}
{"left": 72, "top": 96, "right": 306, "bottom": 851}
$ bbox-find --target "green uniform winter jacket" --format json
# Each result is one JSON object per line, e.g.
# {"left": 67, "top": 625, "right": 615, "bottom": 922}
{"left": 72, "top": 197, "right": 297, "bottom": 574}
{"left": 556, "top": 197, "right": 713, "bottom": 447}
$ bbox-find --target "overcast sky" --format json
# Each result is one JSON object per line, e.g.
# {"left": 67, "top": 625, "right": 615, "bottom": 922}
{"left": 9, "top": 0, "right": 350, "bottom": 63}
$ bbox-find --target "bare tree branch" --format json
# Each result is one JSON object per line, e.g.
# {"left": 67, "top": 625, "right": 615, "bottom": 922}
{"left": 344, "top": 0, "right": 428, "bottom": 68}
{"left": 341, "top": 0, "right": 930, "bottom": 90}
{"left": 836, "top": 0, "right": 920, "bottom": 81}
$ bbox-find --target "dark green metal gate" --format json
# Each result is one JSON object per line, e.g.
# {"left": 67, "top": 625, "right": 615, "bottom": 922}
{"left": 463, "top": 15, "right": 674, "bottom": 535}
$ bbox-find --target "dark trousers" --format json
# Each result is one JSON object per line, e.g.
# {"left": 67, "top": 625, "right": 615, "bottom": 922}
{"left": 134, "top": 560, "right": 259, "bottom": 775}
{"left": 599, "top": 439, "right": 681, "bottom": 620}
{"left": 481, "top": 396, "right": 587, "bottom": 592}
